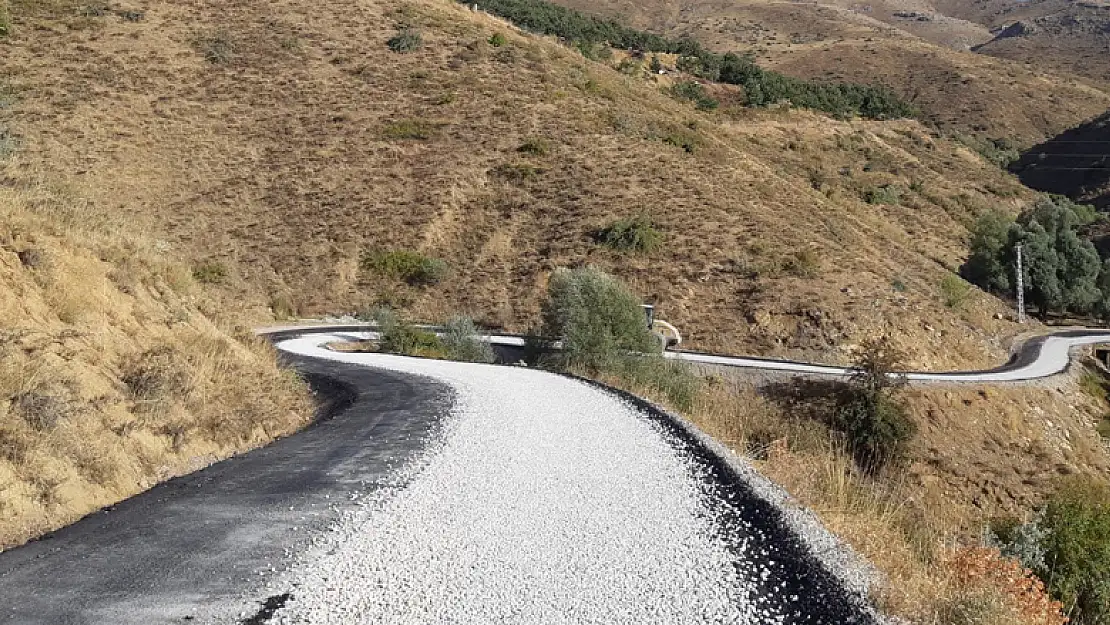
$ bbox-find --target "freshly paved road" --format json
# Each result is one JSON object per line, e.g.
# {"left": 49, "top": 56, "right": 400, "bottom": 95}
{"left": 268, "top": 334, "right": 877, "bottom": 624}
{"left": 0, "top": 351, "right": 452, "bottom": 624}
{"left": 0, "top": 331, "right": 879, "bottom": 624}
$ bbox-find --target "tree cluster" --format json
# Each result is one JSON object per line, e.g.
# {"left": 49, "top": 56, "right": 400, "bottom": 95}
{"left": 464, "top": 0, "right": 916, "bottom": 120}
{"left": 963, "top": 196, "right": 1106, "bottom": 318}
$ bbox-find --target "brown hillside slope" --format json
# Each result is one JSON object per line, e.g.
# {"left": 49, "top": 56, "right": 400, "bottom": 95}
{"left": 972, "top": 1, "right": 1110, "bottom": 87}
{"left": 0, "top": 178, "right": 312, "bottom": 549}
{"left": 545, "top": 0, "right": 1110, "bottom": 145}
{"left": 1, "top": 0, "right": 1044, "bottom": 371}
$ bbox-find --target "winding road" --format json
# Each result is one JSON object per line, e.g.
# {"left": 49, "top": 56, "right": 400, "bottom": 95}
{"left": 0, "top": 326, "right": 1106, "bottom": 624}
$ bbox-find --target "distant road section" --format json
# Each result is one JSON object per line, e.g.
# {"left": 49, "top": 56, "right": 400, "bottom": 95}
{"left": 265, "top": 324, "right": 1110, "bottom": 383}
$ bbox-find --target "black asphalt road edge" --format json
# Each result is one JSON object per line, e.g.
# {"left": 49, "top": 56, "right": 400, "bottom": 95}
{"left": 568, "top": 373, "right": 881, "bottom": 625}
{"left": 0, "top": 336, "right": 455, "bottom": 625}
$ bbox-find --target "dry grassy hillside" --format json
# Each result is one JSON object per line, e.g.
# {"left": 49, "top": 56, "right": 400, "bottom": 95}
{"left": 0, "top": 0, "right": 1056, "bottom": 370}
{"left": 0, "top": 175, "right": 312, "bottom": 549}
{"left": 547, "top": 0, "right": 1110, "bottom": 145}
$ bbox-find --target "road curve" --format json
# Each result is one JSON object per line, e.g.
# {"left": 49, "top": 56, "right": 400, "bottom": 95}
{"left": 270, "top": 333, "right": 878, "bottom": 623}
{"left": 262, "top": 324, "right": 1110, "bottom": 382}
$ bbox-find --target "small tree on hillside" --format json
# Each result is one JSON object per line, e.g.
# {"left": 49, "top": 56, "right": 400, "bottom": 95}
{"left": 834, "top": 336, "right": 915, "bottom": 472}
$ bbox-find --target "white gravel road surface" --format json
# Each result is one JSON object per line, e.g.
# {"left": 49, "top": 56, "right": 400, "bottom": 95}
{"left": 272, "top": 335, "right": 797, "bottom": 624}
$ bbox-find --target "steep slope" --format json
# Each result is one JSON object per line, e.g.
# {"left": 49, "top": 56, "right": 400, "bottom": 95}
{"left": 0, "top": 0, "right": 1046, "bottom": 371}
{"left": 0, "top": 177, "right": 313, "bottom": 548}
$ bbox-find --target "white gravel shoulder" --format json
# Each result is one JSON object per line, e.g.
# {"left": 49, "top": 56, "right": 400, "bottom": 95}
{"left": 271, "top": 335, "right": 789, "bottom": 624}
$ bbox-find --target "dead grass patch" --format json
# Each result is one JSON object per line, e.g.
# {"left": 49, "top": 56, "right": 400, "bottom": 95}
{"left": 0, "top": 182, "right": 313, "bottom": 549}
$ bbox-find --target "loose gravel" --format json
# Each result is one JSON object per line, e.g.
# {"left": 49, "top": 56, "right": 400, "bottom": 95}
{"left": 268, "top": 337, "right": 877, "bottom": 624}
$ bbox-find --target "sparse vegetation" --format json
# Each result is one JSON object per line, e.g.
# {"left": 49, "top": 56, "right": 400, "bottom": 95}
{"left": 662, "top": 131, "right": 699, "bottom": 154}
{"left": 669, "top": 80, "right": 718, "bottom": 111}
{"left": 864, "top": 184, "right": 902, "bottom": 205}
{"left": 193, "top": 30, "right": 235, "bottom": 64}
{"left": 517, "top": 137, "right": 550, "bottom": 155}
{"left": 491, "top": 162, "right": 544, "bottom": 181}
{"left": 442, "top": 316, "right": 496, "bottom": 363}
{"left": 488, "top": 32, "right": 507, "bottom": 47}
{"left": 783, "top": 248, "right": 820, "bottom": 278}
{"left": 596, "top": 214, "right": 663, "bottom": 254}
{"left": 362, "top": 250, "right": 448, "bottom": 286}
{"left": 381, "top": 118, "right": 439, "bottom": 140}
{"left": 192, "top": 260, "right": 229, "bottom": 285}
{"left": 387, "top": 27, "right": 423, "bottom": 53}
{"left": 0, "top": 3, "right": 11, "bottom": 38}
{"left": 371, "top": 308, "right": 447, "bottom": 358}
{"left": 940, "top": 274, "right": 972, "bottom": 310}
{"left": 604, "top": 356, "right": 702, "bottom": 411}
{"left": 955, "top": 135, "right": 1021, "bottom": 169}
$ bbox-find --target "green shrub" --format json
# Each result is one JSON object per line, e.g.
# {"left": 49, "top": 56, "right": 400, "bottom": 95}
{"left": 1038, "top": 478, "right": 1110, "bottom": 624}
{"left": 607, "top": 356, "right": 701, "bottom": 412}
{"left": 192, "top": 260, "right": 229, "bottom": 284}
{"left": 442, "top": 316, "right": 495, "bottom": 363}
{"left": 783, "top": 248, "right": 820, "bottom": 278}
{"left": 194, "top": 30, "right": 235, "bottom": 64}
{"left": 373, "top": 308, "right": 447, "bottom": 358}
{"left": 382, "top": 119, "right": 438, "bottom": 140}
{"left": 517, "top": 137, "right": 550, "bottom": 155}
{"left": 1080, "top": 369, "right": 1108, "bottom": 403}
{"left": 617, "top": 58, "right": 641, "bottom": 76}
{"left": 0, "top": 4, "right": 11, "bottom": 38}
{"left": 864, "top": 184, "right": 901, "bottom": 205}
{"left": 488, "top": 32, "right": 507, "bottom": 47}
{"left": 491, "top": 162, "right": 544, "bottom": 181}
{"left": 363, "top": 250, "right": 448, "bottom": 286}
{"left": 940, "top": 274, "right": 972, "bottom": 310}
{"left": 269, "top": 294, "right": 298, "bottom": 320}
{"left": 891, "top": 277, "right": 908, "bottom": 292}
{"left": 954, "top": 134, "right": 1020, "bottom": 169}
{"left": 833, "top": 337, "right": 915, "bottom": 472}
{"left": 669, "top": 80, "right": 718, "bottom": 111}
{"left": 662, "top": 131, "right": 699, "bottom": 154}
{"left": 596, "top": 215, "right": 663, "bottom": 254}
{"left": 387, "top": 27, "right": 423, "bottom": 53}
{"left": 541, "top": 266, "right": 655, "bottom": 372}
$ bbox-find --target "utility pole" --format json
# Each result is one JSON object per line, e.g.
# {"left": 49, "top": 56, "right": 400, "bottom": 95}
{"left": 1015, "top": 243, "right": 1026, "bottom": 324}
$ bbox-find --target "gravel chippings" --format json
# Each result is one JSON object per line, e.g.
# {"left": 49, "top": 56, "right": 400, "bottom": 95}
{"left": 268, "top": 337, "right": 878, "bottom": 624}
